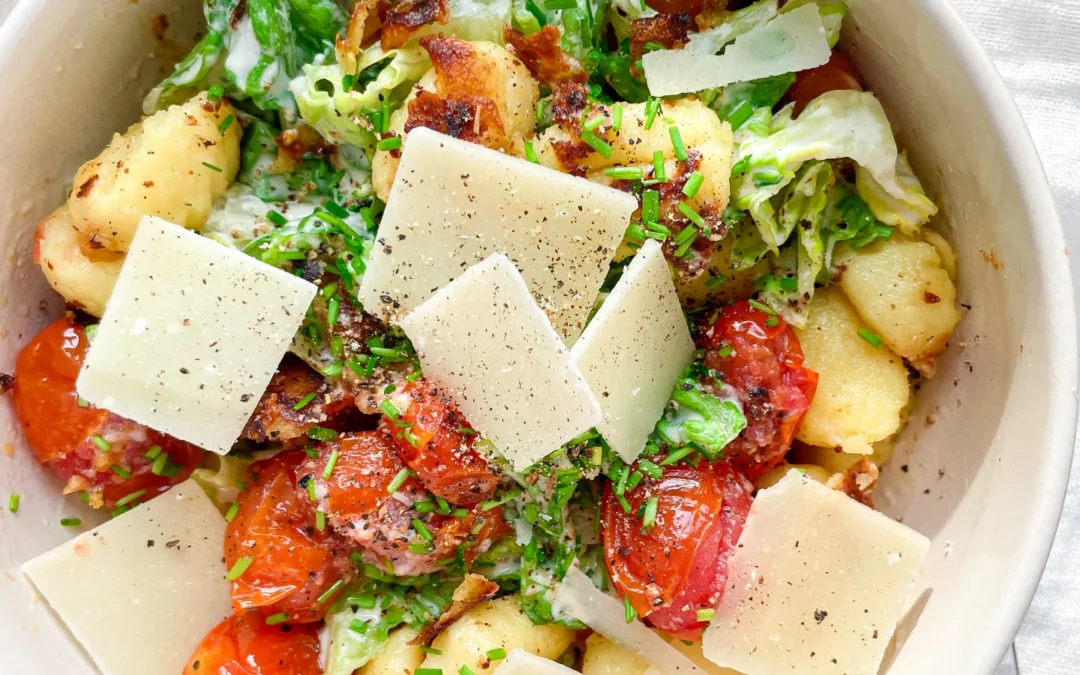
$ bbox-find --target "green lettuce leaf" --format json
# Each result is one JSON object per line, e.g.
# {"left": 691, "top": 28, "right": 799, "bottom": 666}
{"left": 655, "top": 378, "right": 747, "bottom": 459}
{"left": 782, "top": 0, "right": 846, "bottom": 47}
{"left": 606, "top": 0, "right": 656, "bottom": 42}
{"left": 854, "top": 151, "right": 937, "bottom": 235}
{"left": 686, "top": 0, "right": 779, "bottom": 55}
{"left": 704, "top": 74, "right": 796, "bottom": 128}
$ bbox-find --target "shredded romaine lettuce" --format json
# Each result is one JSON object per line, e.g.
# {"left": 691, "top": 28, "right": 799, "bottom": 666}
{"left": 655, "top": 378, "right": 747, "bottom": 459}
{"left": 855, "top": 151, "right": 937, "bottom": 236}
{"left": 703, "top": 74, "right": 796, "bottom": 128}
{"left": 686, "top": 0, "right": 779, "bottom": 55}
{"left": 606, "top": 0, "right": 655, "bottom": 42}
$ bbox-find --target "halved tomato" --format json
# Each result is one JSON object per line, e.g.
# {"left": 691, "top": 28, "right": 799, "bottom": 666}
{"left": 184, "top": 611, "right": 323, "bottom": 675}
{"left": 225, "top": 450, "right": 356, "bottom": 623}
{"left": 11, "top": 315, "right": 203, "bottom": 508}
{"left": 602, "top": 462, "right": 753, "bottom": 638}
{"left": 379, "top": 379, "right": 499, "bottom": 505}
{"left": 697, "top": 301, "right": 818, "bottom": 479}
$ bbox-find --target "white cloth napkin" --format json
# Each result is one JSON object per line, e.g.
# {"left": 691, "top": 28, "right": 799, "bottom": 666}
{"left": 948, "top": 1, "right": 1080, "bottom": 674}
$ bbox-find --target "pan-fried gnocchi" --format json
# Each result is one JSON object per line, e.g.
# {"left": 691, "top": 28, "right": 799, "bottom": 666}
{"left": 33, "top": 206, "right": 123, "bottom": 317}
{"left": 419, "top": 596, "right": 574, "bottom": 674}
{"left": 67, "top": 92, "right": 241, "bottom": 253}
{"left": 838, "top": 236, "right": 961, "bottom": 363}
{"left": 795, "top": 288, "right": 911, "bottom": 456}
{"left": 582, "top": 634, "right": 649, "bottom": 675}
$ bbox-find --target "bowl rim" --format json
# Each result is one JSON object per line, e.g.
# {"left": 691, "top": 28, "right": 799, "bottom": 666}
{"left": 0, "top": 0, "right": 1076, "bottom": 673}
{"left": 916, "top": 0, "right": 1078, "bottom": 671}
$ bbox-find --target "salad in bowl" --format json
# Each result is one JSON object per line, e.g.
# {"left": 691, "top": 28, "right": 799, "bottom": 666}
{"left": 2, "top": 0, "right": 963, "bottom": 673}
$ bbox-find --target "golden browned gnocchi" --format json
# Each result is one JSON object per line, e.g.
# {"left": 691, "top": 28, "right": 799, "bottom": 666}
{"left": 360, "top": 627, "right": 425, "bottom": 675}
{"left": 794, "top": 288, "right": 911, "bottom": 455}
{"left": 419, "top": 596, "right": 574, "bottom": 674}
{"left": 753, "top": 462, "right": 833, "bottom": 490}
{"left": 582, "top": 634, "right": 649, "bottom": 675}
{"left": 838, "top": 236, "right": 961, "bottom": 363}
{"left": 67, "top": 92, "right": 241, "bottom": 253}
{"left": 33, "top": 206, "right": 123, "bottom": 317}
{"left": 372, "top": 40, "right": 540, "bottom": 202}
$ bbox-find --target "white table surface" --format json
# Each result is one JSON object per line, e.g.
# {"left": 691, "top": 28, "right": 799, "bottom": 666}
{"left": 1, "top": 0, "right": 1077, "bottom": 673}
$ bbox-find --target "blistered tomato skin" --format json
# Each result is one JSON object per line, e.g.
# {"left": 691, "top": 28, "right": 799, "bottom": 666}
{"left": 225, "top": 450, "right": 356, "bottom": 623}
{"left": 184, "top": 611, "right": 323, "bottom": 675}
{"left": 303, "top": 431, "right": 510, "bottom": 577}
{"left": 787, "top": 51, "right": 865, "bottom": 114}
{"left": 379, "top": 379, "right": 500, "bottom": 506}
{"left": 698, "top": 301, "right": 818, "bottom": 479}
{"left": 601, "top": 462, "right": 753, "bottom": 639}
{"left": 11, "top": 316, "right": 203, "bottom": 507}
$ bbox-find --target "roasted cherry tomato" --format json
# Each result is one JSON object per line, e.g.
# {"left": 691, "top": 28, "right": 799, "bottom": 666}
{"left": 697, "top": 301, "right": 818, "bottom": 479}
{"left": 225, "top": 450, "right": 356, "bottom": 623}
{"left": 787, "top": 51, "right": 864, "bottom": 114}
{"left": 378, "top": 379, "right": 499, "bottom": 505}
{"left": 602, "top": 462, "right": 753, "bottom": 638}
{"left": 644, "top": 0, "right": 705, "bottom": 17}
{"left": 302, "top": 431, "right": 510, "bottom": 577}
{"left": 11, "top": 316, "right": 203, "bottom": 508}
{"left": 184, "top": 611, "right": 323, "bottom": 675}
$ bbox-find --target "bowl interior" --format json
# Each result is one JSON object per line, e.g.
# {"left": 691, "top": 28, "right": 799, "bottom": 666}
{"left": 0, "top": 0, "right": 1075, "bottom": 673}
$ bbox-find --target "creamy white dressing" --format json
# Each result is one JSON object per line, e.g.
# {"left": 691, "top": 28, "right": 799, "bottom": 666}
{"left": 224, "top": 15, "right": 261, "bottom": 88}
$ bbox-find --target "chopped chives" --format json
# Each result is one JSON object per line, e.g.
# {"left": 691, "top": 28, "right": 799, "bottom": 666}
{"left": 652, "top": 150, "right": 666, "bottom": 181}
{"left": 642, "top": 189, "right": 660, "bottom": 222}
{"left": 638, "top": 460, "right": 662, "bottom": 480}
{"left": 753, "top": 169, "right": 784, "bottom": 187}
{"left": 412, "top": 518, "right": 434, "bottom": 541}
{"left": 324, "top": 201, "right": 349, "bottom": 220}
{"left": 307, "top": 478, "right": 318, "bottom": 501}
{"left": 641, "top": 496, "right": 658, "bottom": 530}
{"left": 669, "top": 127, "right": 688, "bottom": 161}
{"left": 76, "top": 395, "right": 89, "bottom": 408}
{"left": 673, "top": 224, "right": 698, "bottom": 247}
{"left": 114, "top": 489, "right": 146, "bottom": 508}
{"left": 304, "top": 445, "right": 320, "bottom": 458}
{"left": 315, "top": 509, "right": 326, "bottom": 531}
{"left": 616, "top": 492, "right": 631, "bottom": 514}
{"left": 349, "top": 594, "right": 377, "bottom": 609}
{"left": 218, "top": 114, "right": 234, "bottom": 134}
{"left": 583, "top": 115, "right": 605, "bottom": 132}
{"left": 603, "top": 166, "right": 643, "bottom": 181}
{"left": 377, "top": 135, "right": 402, "bottom": 151}
{"left": 317, "top": 579, "right": 345, "bottom": 604}
{"left": 308, "top": 425, "right": 338, "bottom": 441}
{"left": 765, "top": 315, "right": 779, "bottom": 327}
{"left": 265, "top": 612, "right": 290, "bottom": 626}
{"left": 59, "top": 517, "right": 82, "bottom": 527}
{"left": 381, "top": 98, "right": 392, "bottom": 134}
{"left": 420, "top": 646, "right": 443, "bottom": 655}
{"left": 536, "top": 98, "right": 548, "bottom": 124}
{"left": 624, "top": 595, "right": 637, "bottom": 623}
{"left": 416, "top": 669, "right": 444, "bottom": 675}
{"left": 111, "top": 465, "right": 131, "bottom": 479}
{"left": 266, "top": 210, "right": 287, "bottom": 226}
{"left": 457, "top": 426, "right": 476, "bottom": 436}
{"left": 380, "top": 399, "right": 401, "bottom": 419}
{"left": 436, "top": 496, "right": 451, "bottom": 514}
{"left": 92, "top": 436, "right": 110, "bottom": 452}
{"left": 293, "top": 392, "right": 318, "bottom": 411}
{"left": 349, "top": 618, "right": 369, "bottom": 634}
{"left": 644, "top": 97, "right": 660, "bottom": 130}
{"left": 543, "top": 0, "right": 576, "bottom": 8}
{"left": 626, "top": 470, "right": 643, "bottom": 491}
{"left": 207, "top": 84, "right": 224, "bottom": 102}
{"left": 705, "top": 274, "right": 727, "bottom": 290}
{"left": 8, "top": 494, "right": 19, "bottom": 513}
{"left": 696, "top": 608, "right": 716, "bottom": 622}
{"left": 459, "top": 667, "right": 475, "bottom": 675}
{"left": 524, "top": 140, "right": 539, "bottom": 164}
{"left": 645, "top": 221, "right": 671, "bottom": 237}
{"left": 747, "top": 298, "right": 776, "bottom": 315}
{"left": 202, "top": 162, "right": 223, "bottom": 173}
{"left": 414, "top": 500, "right": 435, "bottom": 513}
{"left": 323, "top": 448, "right": 340, "bottom": 479}
{"left": 612, "top": 103, "right": 623, "bottom": 132}
{"left": 369, "top": 346, "right": 406, "bottom": 359}
{"left": 409, "top": 542, "right": 431, "bottom": 554}
{"left": 226, "top": 556, "right": 255, "bottom": 580}
{"left": 111, "top": 505, "right": 130, "bottom": 518}
{"left": 224, "top": 501, "right": 240, "bottom": 522}
{"left": 858, "top": 328, "right": 884, "bottom": 349}
{"left": 326, "top": 295, "right": 340, "bottom": 327}
{"left": 387, "top": 468, "right": 412, "bottom": 494}
{"left": 659, "top": 445, "right": 695, "bottom": 466}
{"left": 144, "top": 445, "right": 163, "bottom": 460}
{"left": 682, "top": 171, "right": 704, "bottom": 198}
{"left": 581, "top": 132, "right": 614, "bottom": 159}
{"left": 486, "top": 648, "right": 507, "bottom": 661}
{"left": 453, "top": 508, "right": 469, "bottom": 518}
{"left": 319, "top": 361, "right": 343, "bottom": 378}
{"left": 678, "top": 201, "right": 705, "bottom": 228}
{"left": 150, "top": 452, "right": 170, "bottom": 475}
{"left": 403, "top": 430, "right": 420, "bottom": 448}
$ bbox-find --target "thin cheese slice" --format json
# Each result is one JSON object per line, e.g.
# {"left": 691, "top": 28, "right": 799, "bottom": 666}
{"left": 643, "top": 5, "right": 831, "bottom": 97}
{"left": 23, "top": 481, "right": 230, "bottom": 675}
{"left": 552, "top": 567, "right": 705, "bottom": 675}
{"left": 399, "top": 254, "right": 602, "bottom": 470}
{"left": 494, "top": 650, "right": 579, "bottom": 675}
{"left": 702, "top": 470, "right": 930, "bottom": 675}
{"left": 358, "top": 127, "right": 638, "bottom": 342}
{"left": 571, "top": 239, "right": 694, "bottom": 462}
{"left": 77, "top": 216, "right": 317, "bottom": 454}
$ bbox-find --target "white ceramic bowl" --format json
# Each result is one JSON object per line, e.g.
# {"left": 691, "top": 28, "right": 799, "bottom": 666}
{"left": 0, "top": 0, "right": 1076, "bottom": 673}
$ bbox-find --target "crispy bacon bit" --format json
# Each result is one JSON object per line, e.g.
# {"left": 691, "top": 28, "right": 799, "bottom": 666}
{"left": 241, "top": 356, "right": 355, "bottom": 444}
{"left": 410, "top": 574, "right": 500, "bottom": 645}
{"left": 337, "top": 0, "right": 379, "bottom": 73}
{"left": 404, "top": 36, "right": 513, "bottom": 152}
{"left": 230, "top": 0, "right": 248, "bottom": 30}
{"left": 75, "top": 175, "right": 98, "bottom": 199}
{"left": 379, "top": 0, "right": 450, "bottom": 50}
{"left": 504, "top": 26, "right": 587, "bottom": 86}
{"left": 276, "top": 125, "right": 335, "bottom": 163}
{"left": 827, "top": 457, "right": 880, "bottom": 507}
{"left": 629, "top": 13, "right": 692, "bottom": 76}
{"left": 552, "top": 81, "right": 590, "bottom": 127}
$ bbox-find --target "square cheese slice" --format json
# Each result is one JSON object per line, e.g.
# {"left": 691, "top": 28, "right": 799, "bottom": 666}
{"left": 23, "top": 480, "right": 230, "bottom": 675}
{"left": 571, "top": 239, "right": 694, "bottom": 463}
{"left": 77, "top": 216, "right": 317, "bottom": 454}
{"left": 702, "top": 470, "right": 930, "bottom": 675}
{"left": 399, "top": 254, "right": 601, "bottom": 471}
{"left": 359, "top": 127, "right": 638, "bottom": 342}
